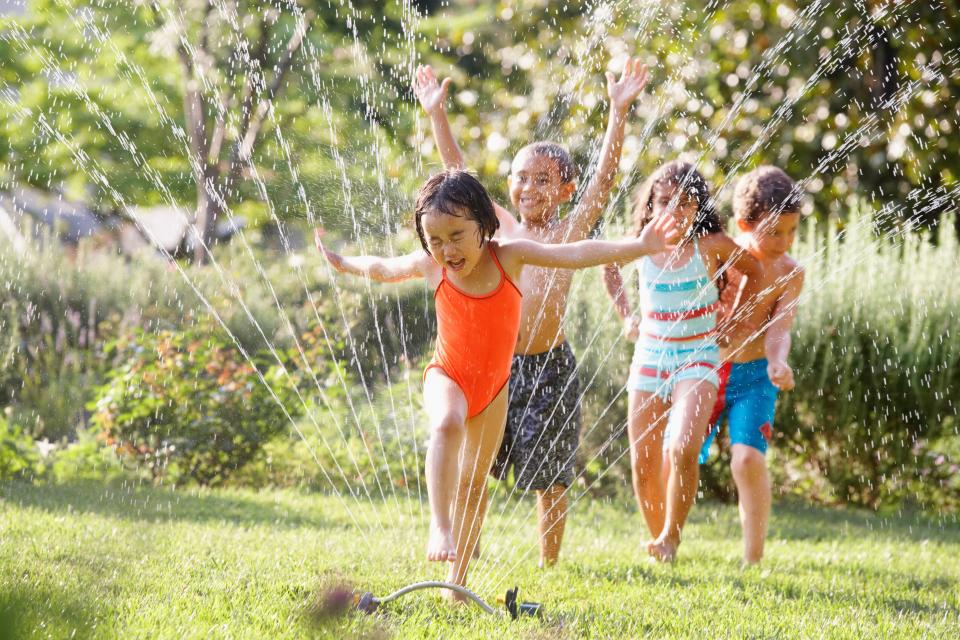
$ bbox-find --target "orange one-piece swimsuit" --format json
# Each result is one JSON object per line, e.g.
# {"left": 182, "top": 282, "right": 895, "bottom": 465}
{"left": 424, "top": 243, "right": 523, "bottom": 419}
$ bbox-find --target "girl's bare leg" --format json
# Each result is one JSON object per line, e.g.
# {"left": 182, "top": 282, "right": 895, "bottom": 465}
{"left": 423, "top": 369, "right": 468, "bottom": 563}
{"left": 649, "top": 378, "right": 716, "bottom": 562}
{"left": 446, "top": 384, "right": 509, "bottom": 600}
{"left": 627, "top": 390, "right": 671, "bottom": 539}
{"left": 730, "top": 444, "right": 771, "bottom": 565}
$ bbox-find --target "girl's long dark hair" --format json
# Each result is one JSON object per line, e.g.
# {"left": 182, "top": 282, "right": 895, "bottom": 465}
{"left": 632, "top": 160, "right": 722, "bottom": 238}
{"left": 414, "top": 170, "right": 499, "bottom": 251}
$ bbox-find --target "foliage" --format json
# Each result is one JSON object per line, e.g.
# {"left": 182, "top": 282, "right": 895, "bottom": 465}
{"left": 0, "top": 415, "right": 39, "bottom": 481}
{"left": 90, "top": 321, "right": 298, "bottom": 486}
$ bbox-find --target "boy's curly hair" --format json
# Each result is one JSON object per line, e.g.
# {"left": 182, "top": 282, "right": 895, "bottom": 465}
{"left": 414, "top": 170, "right": 499, "bottom": 251}
{"left": 632, "top": 160, "right": 722, "bottom": 238}
{"left": 517, "top": 142, "right": 579, "bottom": 183}
{"left": 733, "top": 166, "right": 802, "bottom": 223}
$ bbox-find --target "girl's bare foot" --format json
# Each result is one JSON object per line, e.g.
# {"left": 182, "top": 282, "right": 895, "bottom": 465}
{"left": 442, "top": 587, "right": 469, "bottom": 605}
{"left": 647, "top": 536, "right": 679, "bottom": 563}
{"left": 427, "top": 524, "right": 457, "bottom": 562}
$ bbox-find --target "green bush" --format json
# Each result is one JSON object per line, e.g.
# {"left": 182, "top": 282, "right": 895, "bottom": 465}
{"left": 0, "top": 415, "right": 39, "bottom": 481}
{"left": 90, "top": 321, "right": 300, "bottom": 486}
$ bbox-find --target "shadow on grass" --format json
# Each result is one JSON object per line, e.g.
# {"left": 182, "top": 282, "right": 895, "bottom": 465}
{"left": 0, "top": 584, "right": 101, "bottom": 640}
{"left": 1, "top": 479, "right": 347, "bottom": 531}
{"left": 768, "top": 500, "right": 960, "bottom": 545}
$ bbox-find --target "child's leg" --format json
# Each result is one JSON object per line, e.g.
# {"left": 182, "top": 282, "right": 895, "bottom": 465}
{"left": 446, "top": 384, "right": 509, "bottom": 595}
{"left": 536, "top": 484, "right": 567, "bottom": 567}
{"left": 423, "top": 368, "right": 469, "bottom": 562}
{"left": 730, "top": 444, "right": 770, "bottom": 565}
{"left": 627, "top": 390, "right": 670, "bottom": 538}
{"left": 649, "top": 377, "right": 716, "bottom": 562}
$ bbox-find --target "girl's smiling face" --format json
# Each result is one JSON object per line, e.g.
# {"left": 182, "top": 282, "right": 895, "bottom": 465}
{"left": 420, "top": 207, "right": 487, "bottom": 276}
{"left": 651, "top": 183, "right": 700, "bottom": 238}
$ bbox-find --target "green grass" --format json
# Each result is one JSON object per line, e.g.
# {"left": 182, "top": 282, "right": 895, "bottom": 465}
{"left": 2, "top": 481, "right": 958, "bottom": 639}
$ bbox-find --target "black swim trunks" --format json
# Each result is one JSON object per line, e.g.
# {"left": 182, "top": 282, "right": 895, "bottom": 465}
{"left": 490, "top": 341, "right": 581, "bottom": 491}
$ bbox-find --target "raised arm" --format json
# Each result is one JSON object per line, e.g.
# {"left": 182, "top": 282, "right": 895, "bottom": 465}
{"left": 502, "top": 212, "right": 676, "bottom": 271}
{"left": 764, "top": 267, "right": 804, "bottom": 390}
{"left": 564, "top": 58, "right": 649, "bottom": 240}
{"left": 414, "top": 65, "right": 519, "bottom": 235}
{"left": 314, "top": 229, "right": 431, "bottom": 283}
{"left": 413, "top": 65, "right": 464, "bottom": 171}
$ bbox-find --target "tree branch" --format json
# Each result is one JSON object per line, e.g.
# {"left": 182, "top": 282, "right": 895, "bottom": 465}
{"left": 226, "top": 10, "right": 315, "bottom": 186}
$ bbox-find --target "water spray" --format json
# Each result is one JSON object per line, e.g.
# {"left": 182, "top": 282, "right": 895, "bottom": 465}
{"left": 354, "top": 582, "right": 542, "bottom": 620}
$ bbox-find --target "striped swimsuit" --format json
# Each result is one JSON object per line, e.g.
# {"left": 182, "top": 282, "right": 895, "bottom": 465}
{"left": 628, "top": 240, "right": 720, "bottom": 399}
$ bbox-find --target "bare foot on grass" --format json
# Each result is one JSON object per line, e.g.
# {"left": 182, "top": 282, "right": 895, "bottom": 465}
{"left": 427, "top": 523, "right": 457, "bottom": 562}
{"left": 647, "top": 536, "right": 679, "bottom": 563}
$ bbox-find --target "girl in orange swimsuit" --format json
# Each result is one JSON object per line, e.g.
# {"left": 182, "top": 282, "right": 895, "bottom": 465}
{"left": 317, "top": 170, "right": 677, "bottom": 601}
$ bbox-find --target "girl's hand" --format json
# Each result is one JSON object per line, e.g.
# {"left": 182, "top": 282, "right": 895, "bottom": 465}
{"left": 624, "top": 314, "right": 641, "bottom": 342}
{"left": 767, "top": 360, "right": 795, "bottom": 391}
{"left": 414, "top": 65, "right": 452, "bottom": 116}
{"left": 606, "top": 57, "right": 649, "bottom": 115}
{"left": 314, "top": 228, "right": 348, "bottom": 273}
{"left": 637, "top": 212, "right": 680, "bottom": 255}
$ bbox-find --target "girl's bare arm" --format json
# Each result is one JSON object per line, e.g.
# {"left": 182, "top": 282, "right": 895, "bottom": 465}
{"left": 603, "top": 264, "right": 634, "bottom": 320}
{"left": 315, "top": 229, "right": 432, "bottom": 282}
{"left": 501, "top": 212, "right": 676, "bottom": 270}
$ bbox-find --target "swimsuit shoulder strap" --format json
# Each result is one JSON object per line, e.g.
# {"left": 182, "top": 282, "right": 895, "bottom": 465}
{"left": 489, "top": 242, "right": 522, "bottom": 297}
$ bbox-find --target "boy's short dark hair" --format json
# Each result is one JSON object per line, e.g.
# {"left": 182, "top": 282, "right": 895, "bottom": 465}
{"left": 414, "top": 170, "right": 499, "bottom": 251}
{"left": 733, "top": 166, "right": 802, "bottom": 223}
{"left": 517, "top": 142, "right": 579, "bottom": 183}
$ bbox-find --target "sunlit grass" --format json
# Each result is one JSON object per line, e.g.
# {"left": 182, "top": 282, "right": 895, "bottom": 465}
{"left": 2, "top": 480, "right": 958, "bottom": 638}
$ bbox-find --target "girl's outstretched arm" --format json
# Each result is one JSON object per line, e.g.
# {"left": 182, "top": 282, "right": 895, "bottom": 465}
{"left": 764, "top": 266, "right": 804, "bottom": 390}
{"left": 502, "top": 213, "right": 676, "bottom": 270}
{"left": 315, "top": 229, "right": 432, "bottom": 283}
{"left": 564, "top": 58, "right": 650, "bottom": 241}
{"left": 413, "top": 65, "right": 520, "bottom": 235}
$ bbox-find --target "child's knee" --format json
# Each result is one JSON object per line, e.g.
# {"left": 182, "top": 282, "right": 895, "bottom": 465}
{"left": 667, "top": 442, "right": 700, "bottom": 467}
{"left": 731, "top": 446, "right": 766, "bottom": 479}
{"left": 430, "top": 412, "right": 466, "bottom": 441}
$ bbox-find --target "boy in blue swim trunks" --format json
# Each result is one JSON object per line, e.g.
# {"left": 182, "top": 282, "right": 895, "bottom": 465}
{"left": 700, "top": 166, "right": 804, "bottom": 565}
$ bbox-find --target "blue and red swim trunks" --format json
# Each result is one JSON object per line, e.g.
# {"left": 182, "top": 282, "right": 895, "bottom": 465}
{"left": 698, "top": 358, "right": 778, "bottom": 463}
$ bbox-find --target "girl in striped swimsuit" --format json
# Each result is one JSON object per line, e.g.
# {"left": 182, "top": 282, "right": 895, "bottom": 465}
{"left": 604, "top": 160, "right": 760, "bottom": 562}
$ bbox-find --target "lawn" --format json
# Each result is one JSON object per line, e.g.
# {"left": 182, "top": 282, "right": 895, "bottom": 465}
{"left": 2, "top": 480, "right": 958, "bottom": 639}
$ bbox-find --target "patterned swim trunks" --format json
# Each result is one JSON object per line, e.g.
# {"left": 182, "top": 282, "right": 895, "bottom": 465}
{"left": 490, "top": 342, "right": 581, "bottom": 491}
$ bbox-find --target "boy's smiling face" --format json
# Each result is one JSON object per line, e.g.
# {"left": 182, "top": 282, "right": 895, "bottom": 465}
{"left": 739, "top": 211, "right": 799, "bottom": 258}
{"left": 420, "top": 207, "right": 486, "bottom": 276}
{"left": 508, "top": 150, "right": 576, "bottom": 226}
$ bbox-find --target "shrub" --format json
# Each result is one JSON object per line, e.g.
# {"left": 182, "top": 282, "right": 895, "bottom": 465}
{"left": 0, "top": 415, "right": 39, "bottom": 481}
{"left": 90, "top": 321, "right": 300, "bottom": 486}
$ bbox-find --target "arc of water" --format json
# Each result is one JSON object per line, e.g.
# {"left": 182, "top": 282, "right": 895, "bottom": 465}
{"left": 3, "top": 14, "right": 391, "bottom": 540}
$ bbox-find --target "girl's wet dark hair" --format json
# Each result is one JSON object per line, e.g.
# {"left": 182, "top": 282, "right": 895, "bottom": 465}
{"left": 632, "top": 160, "right": 723, "bottom": 238}
{"left": 414, "top": 170, "right": 499, "bottom": 251}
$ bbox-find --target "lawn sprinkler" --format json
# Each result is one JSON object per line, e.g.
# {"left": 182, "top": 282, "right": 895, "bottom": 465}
{"left": 354, "top": 582, "right": 542, "bottom": 620}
